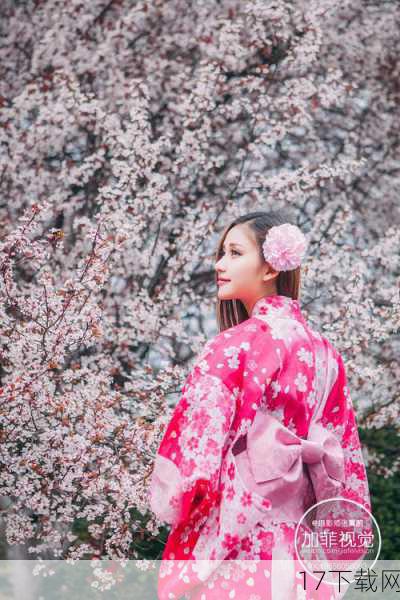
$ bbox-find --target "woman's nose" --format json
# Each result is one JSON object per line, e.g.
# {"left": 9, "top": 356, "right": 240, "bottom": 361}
{"left": 215, "top": 258, "right": 225, "bottom": 271}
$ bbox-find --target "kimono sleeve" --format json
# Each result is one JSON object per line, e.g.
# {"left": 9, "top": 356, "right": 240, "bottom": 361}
{"left": 323, "top": 351, "right": 371, "bottom": 512}
{"left": 318, "top": 350, "right": 374, "bottom": 564}
{"left": 148, "top": 368, "right": 237, "bottom": 528}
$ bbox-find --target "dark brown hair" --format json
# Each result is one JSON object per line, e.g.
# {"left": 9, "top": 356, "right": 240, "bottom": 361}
{"left": 215, "top": 210, "right": 302, "bottom": 332}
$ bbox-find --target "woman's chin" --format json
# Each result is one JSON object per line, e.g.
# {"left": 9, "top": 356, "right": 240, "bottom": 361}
{"left": 217, "top": 286, "right": 233, "bottom": 299}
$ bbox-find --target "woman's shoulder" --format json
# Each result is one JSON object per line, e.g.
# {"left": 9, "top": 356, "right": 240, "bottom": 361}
{"left": 201, "top": 317, "right": 271, "bottom": 355}
{"left": 189, "top": 318, "right": 279, "bottom": 385}
{"left": 311, "top": 328, "right": 342, "bottom": 363}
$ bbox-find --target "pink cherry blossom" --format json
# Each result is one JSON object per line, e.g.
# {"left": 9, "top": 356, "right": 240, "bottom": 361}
{"left": 0, "top": 0, "right": 395, "bottom": 576}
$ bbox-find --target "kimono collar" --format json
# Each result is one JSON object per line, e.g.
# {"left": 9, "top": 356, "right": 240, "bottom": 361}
{"left": 250, "top": 294, "right": 305, "bottom": 324}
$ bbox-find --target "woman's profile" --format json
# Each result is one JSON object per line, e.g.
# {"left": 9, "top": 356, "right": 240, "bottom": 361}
{"left": 149, "top": 210, "right": 372, "bottom": 599}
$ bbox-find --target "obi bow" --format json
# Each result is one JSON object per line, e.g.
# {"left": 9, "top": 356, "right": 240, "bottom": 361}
{"left": 233, "top": 410, "right": 346, "bottom": 519}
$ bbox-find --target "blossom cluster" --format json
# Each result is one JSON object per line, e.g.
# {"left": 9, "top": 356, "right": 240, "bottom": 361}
{"left": 0, "top": 0, "right": 398, "bottom": 565}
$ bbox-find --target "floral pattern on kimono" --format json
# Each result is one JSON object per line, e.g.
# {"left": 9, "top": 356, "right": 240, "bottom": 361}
{"left": 149, "top": 294, "right": 373, "bottom": 600}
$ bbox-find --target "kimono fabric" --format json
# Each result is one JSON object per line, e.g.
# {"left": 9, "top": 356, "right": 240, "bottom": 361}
{"left": 149, "top": 294, "right": 372, "bottom": 600}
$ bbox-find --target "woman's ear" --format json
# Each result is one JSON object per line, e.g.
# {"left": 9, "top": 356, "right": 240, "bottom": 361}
{"left": 263, "top": 263, "right": 280, "bottom": 282}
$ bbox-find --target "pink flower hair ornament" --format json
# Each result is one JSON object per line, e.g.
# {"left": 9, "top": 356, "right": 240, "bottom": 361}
{"left": 262, "top": 223, "right": 308, "bottom": 271}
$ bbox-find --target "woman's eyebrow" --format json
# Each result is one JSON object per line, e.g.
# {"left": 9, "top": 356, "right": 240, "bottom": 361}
{"left": 222, "top": 242, "right": 244, "bottom": 249}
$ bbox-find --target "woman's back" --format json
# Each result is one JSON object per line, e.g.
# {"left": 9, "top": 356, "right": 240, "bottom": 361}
{"left": 149, "top": 294, "right": 372, "bottom": 599}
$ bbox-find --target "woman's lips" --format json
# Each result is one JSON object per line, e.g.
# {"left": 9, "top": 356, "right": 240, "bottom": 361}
{"left": 217, "top": 279, "right": 230, "bottom": 286}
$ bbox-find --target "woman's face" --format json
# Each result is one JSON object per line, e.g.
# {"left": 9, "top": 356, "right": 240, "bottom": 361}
{"left": 215, "top": 223, "right": 279, "bottom": 313}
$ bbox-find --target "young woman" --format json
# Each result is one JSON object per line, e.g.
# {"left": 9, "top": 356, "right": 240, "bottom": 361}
{"left": 149, "top": 210, "right": 372, "bottom": 599}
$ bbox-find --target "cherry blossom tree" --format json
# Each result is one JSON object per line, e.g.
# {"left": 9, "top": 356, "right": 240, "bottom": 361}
{"left": 0, "top": 0, "right": 398, "bottom": 562}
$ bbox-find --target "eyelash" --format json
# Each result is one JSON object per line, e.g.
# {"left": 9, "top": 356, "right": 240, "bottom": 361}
{"left": 221, "top": 249, "right": 241, "bottom": 256}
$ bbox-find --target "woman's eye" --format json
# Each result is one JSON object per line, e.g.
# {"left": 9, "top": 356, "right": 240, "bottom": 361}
{"left": 221, "top": 249, "right": 240, "bottom": 256}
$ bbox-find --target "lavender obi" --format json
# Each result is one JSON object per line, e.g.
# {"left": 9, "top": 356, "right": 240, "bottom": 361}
{"left": 232, "top": 409, "right": 346, "bottom": 523}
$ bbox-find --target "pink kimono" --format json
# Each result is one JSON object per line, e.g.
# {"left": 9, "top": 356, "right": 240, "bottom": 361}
{"left": 149, "top": 294, "right": 372, "bottom": 599}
